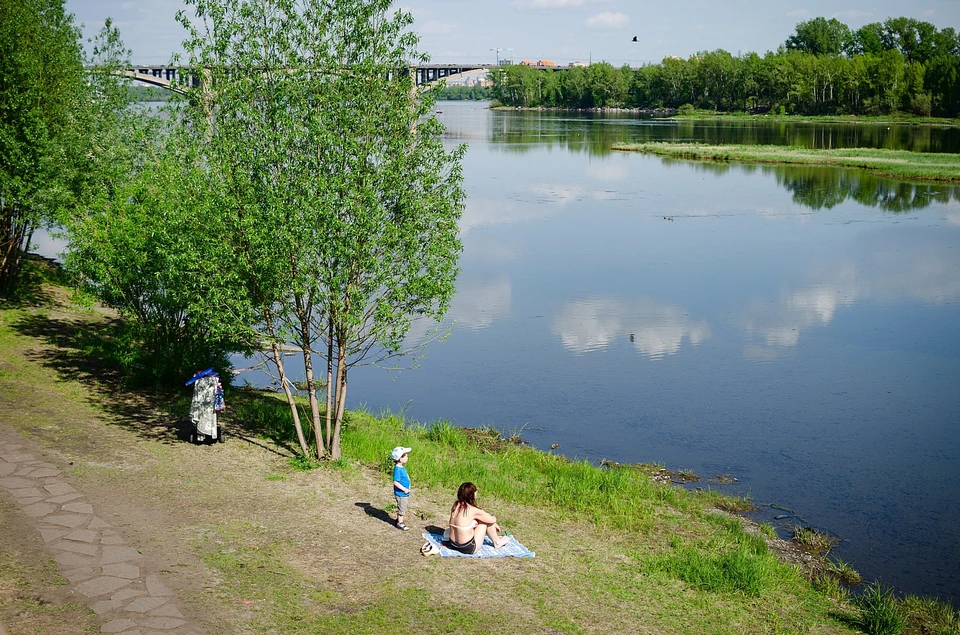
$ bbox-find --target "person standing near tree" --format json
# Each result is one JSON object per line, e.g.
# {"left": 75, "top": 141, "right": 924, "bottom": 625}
{"left": 391, "top": 446, "right": 412, "bottom": 531}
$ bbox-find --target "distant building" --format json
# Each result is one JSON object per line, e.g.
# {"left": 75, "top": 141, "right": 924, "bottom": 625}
{"left": 570, "top": 61, "right": 588, "bottom": 67}
{"left": 519, "top": 59, "right": 556, "bottom": 68}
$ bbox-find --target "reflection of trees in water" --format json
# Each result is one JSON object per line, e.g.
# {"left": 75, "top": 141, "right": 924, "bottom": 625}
{"left": 661, "top": 160, "right": 960, "bottom": 211}
{"left": 486, "top": 111, "right": 958, "bottom": 157}
{"left": 772, "top": 166, "right": 960, "bottom": 211}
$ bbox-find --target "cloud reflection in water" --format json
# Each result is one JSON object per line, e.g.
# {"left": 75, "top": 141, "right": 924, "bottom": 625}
{"left": 551, "top": 296, "right": 711, "bottom": 359}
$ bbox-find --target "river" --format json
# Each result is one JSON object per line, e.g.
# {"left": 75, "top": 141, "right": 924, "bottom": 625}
{"left": 336, "top": 102, "right": 960, "bottom": 604}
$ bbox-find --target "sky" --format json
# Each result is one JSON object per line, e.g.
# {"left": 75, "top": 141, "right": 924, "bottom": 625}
{"left": 67, "top": 0, "right": 960, "bottom": 66}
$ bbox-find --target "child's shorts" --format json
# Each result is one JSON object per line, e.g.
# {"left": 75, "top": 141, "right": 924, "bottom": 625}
{"left": 395, "top": 494, "right": 409, "bottom": 516}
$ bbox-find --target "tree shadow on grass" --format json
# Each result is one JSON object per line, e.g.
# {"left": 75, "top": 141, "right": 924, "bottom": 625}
{"left": 9, "top": 311, "right": 299, "bottom": 457}
{"left": 0, "top": 255, "right": 69, "bottom": 310}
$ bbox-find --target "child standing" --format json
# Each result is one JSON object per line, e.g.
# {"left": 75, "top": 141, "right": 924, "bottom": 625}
{"left": 391, "top": 446, "right": 412, "bottom": 531}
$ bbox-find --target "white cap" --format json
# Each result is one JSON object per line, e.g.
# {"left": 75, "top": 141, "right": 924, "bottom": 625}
{"left": 391, "top": 446, "right": 412, "bottom": 461}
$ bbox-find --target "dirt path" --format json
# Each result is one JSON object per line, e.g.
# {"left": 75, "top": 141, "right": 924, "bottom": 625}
{"left": 0, "top": 423, "right": 202, "bottom": 634}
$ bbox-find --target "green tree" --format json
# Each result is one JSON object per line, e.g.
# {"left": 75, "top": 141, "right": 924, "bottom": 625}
{"left": 179, "top": 0, "right": 466, "bottom": 459}
{"left": 847, "top": 22, "right": 886, "bottom": 56}
{"left": 0, "top": 0, "right": 87, "bottom": 294}
{"left": 785, "top": 17, "right": 851, "bottom": 56}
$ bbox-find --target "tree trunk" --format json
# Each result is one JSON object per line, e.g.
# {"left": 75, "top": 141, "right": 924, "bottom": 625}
{"left": 331, "top": 341, "right": 348, "bottom": 460}
{"left": 325, "top": 316, "right": 334, "bottom": 450}
{"left": 296, "top": 300, "right": 325, "bottom": 459}
{"left": 263, "top": 308, "right": 310, "bottom": 457}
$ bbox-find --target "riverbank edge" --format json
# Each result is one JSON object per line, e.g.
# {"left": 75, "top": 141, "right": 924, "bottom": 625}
{"left": 611, "top": 142, "right": 960, "bottom": 183}
{"left": 486, "top": 105, "right": 960, "bottom": 127}
{"left": 2, "top": 256, "right": 957, "bottom": 632}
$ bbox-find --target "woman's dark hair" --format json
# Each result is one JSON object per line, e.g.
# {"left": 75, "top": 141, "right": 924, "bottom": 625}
{"left": 454, "top": 482, "right": 477, "bottom": 512}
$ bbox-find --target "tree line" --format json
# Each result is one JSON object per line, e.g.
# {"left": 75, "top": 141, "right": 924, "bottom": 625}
{"left": 1, "top": 0, "right": 465, "bottom": 461}
{"left": 490, "top": 16, "right": 960, "bottom": 117}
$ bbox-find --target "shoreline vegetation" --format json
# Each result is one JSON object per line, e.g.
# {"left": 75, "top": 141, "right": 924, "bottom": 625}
{"left": 486, "top": 17, "right": 960, "bottom": 120}
{"left": 611, "top": 142, "right": 960, "bottom": 183}
{"left": 489, "top": 104, "right": 960, "bottom": 128}
{"left": 1, "top": 257, "right": 958, "bottom": 633}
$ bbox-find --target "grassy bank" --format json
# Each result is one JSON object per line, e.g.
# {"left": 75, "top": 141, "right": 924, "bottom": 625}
{"left": 670, "top": 110, "right": 960, "bottom": 128}
{"left": 612, "top": 142, "right": 960, "bottom": 183}
{"left": 1, "top": 259, "right": 958, "bottom": 634}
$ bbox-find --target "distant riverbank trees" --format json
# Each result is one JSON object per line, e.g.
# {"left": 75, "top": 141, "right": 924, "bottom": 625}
{"left": 490, "top": 16, "right": 960, "bottom": 117}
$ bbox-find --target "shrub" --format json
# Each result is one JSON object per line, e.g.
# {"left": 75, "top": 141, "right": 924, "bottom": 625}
{"left": 857, "top": 583, "right": 906, "bottom": 635}
{"left": 678, "top": 103, "right": 696, "bottom": 115}
{"left": 909, "top": 93, "right": 933, "bottom": 117}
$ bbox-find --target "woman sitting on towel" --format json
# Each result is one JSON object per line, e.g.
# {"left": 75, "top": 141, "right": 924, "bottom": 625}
{"left": 445, "top": 482, "right": 512, "bottom": 554}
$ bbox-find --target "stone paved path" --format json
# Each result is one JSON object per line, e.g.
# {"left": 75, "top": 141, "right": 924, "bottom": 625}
{"left": 0, "top": 426, "right": 203, "bottom": 634}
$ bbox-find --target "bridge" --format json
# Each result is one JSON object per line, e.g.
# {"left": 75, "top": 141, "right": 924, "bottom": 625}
{"left": 97, "top": 63, "right": 496, "bottom": 93}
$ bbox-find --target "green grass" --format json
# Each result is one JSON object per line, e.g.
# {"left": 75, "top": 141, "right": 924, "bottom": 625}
{"left": 857, "top": 583, "right": 907, "bottom": 635}
{"left": 195, "top": 521, "right": 513, "bottom": 635}
{"left": 670, "top": 109, "right": 960, "bottom": 127}
{"left": 793, "top": 526, "right": 838, "bottom": 554}
{"left": 612, "top": 142, "right": 960, "bottom": 182}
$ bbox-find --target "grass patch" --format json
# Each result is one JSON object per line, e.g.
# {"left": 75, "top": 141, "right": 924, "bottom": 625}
{"left": 196, "top": 522, "right": 513, "bottom": 634}
{"left": 793, "top": 526, "right": 838, "bottom": 554}
{"left": 612, "top": 142, "right": 960, "bottom": 182}
{"left": 901, "top": 595, "right": 959, "bottom": 635}
{"left": 824, "top": 559, "right": 862, "bottom": 586}
{"left": 650, "top": 536, "right": 779, "bottom": 597}
{"left": 857, "top": 583, "right": 907, "bottom": 635}
{"left": 670, "top": 110, "right": 960, "bottom": 127}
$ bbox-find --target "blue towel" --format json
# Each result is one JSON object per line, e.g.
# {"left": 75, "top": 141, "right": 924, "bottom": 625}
{"left": 421, "top": 532, "right": 535, "bottom": 559}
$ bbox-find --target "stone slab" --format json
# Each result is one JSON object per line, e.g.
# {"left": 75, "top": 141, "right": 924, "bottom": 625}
{"left": 39, "top": 527, "right": 70, "bottom": 543}
{"left": 55, "top": 551, "right": 99, "bottom": 568}
{"left": 63, "top": 566, "right": 99, "bottom": 583}
{"left": 0, "top": 453, "right": 33, "bottom": 463}
{"left": 111, "top": 588, "right": 146, "bottom": 601}
{"left": 91, "top": 599, "right": 125, "bottom": 615}
{"left": 101, "top": 546, "right": 141, "bottom": 564}
{"left": 27, "top": 468, "right": 60, "bottom": 478}
{"left": 147, "top": 604, "right": 183, "bottom": 618}
{"left": 0, "top": 476, "right": 39, "bottom": 489}
{"left": 74, "top": 575, "right": 133, "bottom": 598}
{"left": 101, "top": 618, "right": 137, "bottom": 633}
{"left": 22, "top": 501, "right": 57, "bottom": 517}
{"left": 47, "top": 492, "right": 83, "bottom": 504}
{"left": 44, "top": 513, "right": 88, "bottom": 528}
{"left": 62, "top": 502, "right": 95, "bottom": 514}
{"left": 124, "top": 596, "right": 168, "bottom": 613}
{"left": 64, "top": 529, "right": 99, "bottom": 543}
{"left": 139, "top": 617, "right": 185, "bottom": 630}
{"left": 145, "top": 575, "right": 173, "bottom": 597}
{"left": 102, "top": 563, "right": 140, "bottom": 579}
{"left": 0, "top": 462, "right": 15, "bottom": 477}
{"left": 43, "top": 482, "right": 77, "bottom": 496}
{"left": 50, "top": 539, "right": 99, "bottom": 556}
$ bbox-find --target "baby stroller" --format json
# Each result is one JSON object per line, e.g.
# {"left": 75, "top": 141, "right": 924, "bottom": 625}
{"left": 186, "top": 368, "right": 225, "bottom": 444}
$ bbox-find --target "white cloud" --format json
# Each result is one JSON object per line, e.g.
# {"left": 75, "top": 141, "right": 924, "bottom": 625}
{"left": 585, "top": 11, "right": 629, "bottom": 30}
{"left": 786, "top": 9, "right": 810, "bottom": 18}
{"left": 551, "top": 297, "right": 711, "bottom": 358}
{"left": 947, "top": 213, "right": 960, "bottom": 228}
{"left": 922, "top": 9, "right": 936, "bottom": 18}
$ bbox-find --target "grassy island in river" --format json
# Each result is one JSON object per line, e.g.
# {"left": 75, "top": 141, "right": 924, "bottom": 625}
{"left": 612, "top": 143, "right": 960, "bottom": 183}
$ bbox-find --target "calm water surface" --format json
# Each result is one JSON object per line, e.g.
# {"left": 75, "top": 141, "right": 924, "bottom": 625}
{"left": 251, "top": 103, "right": 960, "bottom": 603}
